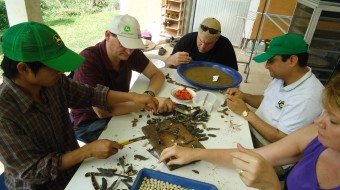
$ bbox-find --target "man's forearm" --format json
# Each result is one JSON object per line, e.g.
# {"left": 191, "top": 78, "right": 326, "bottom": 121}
{"left": 59, "top": 146, "right": 90, "bottom": 171}
{"left": 110, "top": 102, "right": 142, "bottom": 115}
{"left": 243, "top": 94, "right": 264, "bottom": 108}
{"left": 147, "top": 71, "right": 165, "bottom": 95}
{"left": 246, "top": 111, "right": 286, "bottom": 143}
{"left": 106, "top": 91, "right": 136, "bottom": 107}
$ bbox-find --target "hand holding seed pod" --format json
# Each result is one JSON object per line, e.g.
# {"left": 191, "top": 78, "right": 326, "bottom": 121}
{"left": 159, "top": 145, "right": 197, "bottom": 165}
{"left": 85, "top": 139, "right": 122, "bottom": 159}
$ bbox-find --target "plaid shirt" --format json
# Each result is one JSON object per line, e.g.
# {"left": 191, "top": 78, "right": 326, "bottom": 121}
{"left": 0, "top": 75, "right": 108, "bottom": 190}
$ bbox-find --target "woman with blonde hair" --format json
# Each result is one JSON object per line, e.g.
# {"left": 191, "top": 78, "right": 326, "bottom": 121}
{"left": 160, "top": 76, "right": 340, "bottom": 189}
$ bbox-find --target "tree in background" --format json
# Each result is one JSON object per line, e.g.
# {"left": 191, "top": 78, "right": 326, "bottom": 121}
{"left": 40, "top": 0, "right": 117, "bottom": 18}
{"left": 89, "top": 0, "right": 101, "bottom": 8}
{"left": 0, "top": 0, "right": 9, "bottom": 32}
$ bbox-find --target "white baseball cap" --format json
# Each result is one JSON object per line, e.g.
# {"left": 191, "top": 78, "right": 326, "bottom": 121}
{"left": 108, "top": 14, "right": 144, "bottom": 49}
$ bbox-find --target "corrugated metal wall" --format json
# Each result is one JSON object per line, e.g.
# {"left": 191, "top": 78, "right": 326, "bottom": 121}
{"left": 193, "top": 0, "right": 251, "bottom": 46}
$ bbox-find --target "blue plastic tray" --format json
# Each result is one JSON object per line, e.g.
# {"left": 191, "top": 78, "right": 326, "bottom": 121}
{"left": 131, "top": 168, "right": 218, "bottom": 190}
{"left": 177, "top": 61, "right": 242, "bottom": 90}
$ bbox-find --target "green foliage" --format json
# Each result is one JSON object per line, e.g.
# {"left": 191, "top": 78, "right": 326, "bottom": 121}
{"left": 0, "top": 0, "right": 9, "bottom": 32}
{"left": 40, "top": 0, "right": 119, "bottom": 20}
{"left": 0, "top": 0, "right": 119, "bottom": 56}
{"left": 47, "top": 11, "right": 117, "bottom": 53}
{"left": 40, "top": 0, "right": 120, "bottom": 53}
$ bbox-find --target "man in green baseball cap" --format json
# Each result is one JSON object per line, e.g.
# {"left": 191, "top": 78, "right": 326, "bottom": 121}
{"left": 0, "top": 21, "right": 160, "bottom": 189}
{"left": 1, "top": 21, "right": 84, "bottom": 72}
{"left": 253, "top": 33, "right": 309, "bottom": 63}
{"left": 226, "top": 33, "right": 324, "bottom": 146}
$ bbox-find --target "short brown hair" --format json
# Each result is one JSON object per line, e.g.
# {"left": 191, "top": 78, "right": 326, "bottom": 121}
{"left": 323, "top": 75, "right": 340, "bottom": 111}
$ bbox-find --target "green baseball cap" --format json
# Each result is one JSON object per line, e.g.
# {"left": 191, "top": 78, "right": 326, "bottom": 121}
{"left": 253, "top": 33, "right": 308, "bottom": 63}
{"left": 1, "top": 21, "right": 84, "bottom": 72}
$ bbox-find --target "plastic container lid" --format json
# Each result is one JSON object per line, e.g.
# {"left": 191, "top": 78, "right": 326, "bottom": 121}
{"left": 193, "top": 91, "right": 217, "bottom": 113}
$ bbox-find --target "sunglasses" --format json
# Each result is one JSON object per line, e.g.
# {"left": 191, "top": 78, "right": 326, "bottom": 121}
{"left": 200, "top": 24, "right": 220, "bottom": 35}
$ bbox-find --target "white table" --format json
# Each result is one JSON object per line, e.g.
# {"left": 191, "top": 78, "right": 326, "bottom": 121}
{"left": 66, "top": 68, "right": 254, "bottom": 190}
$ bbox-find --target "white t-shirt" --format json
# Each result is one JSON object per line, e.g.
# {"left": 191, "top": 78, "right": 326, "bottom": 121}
{"left": 255, "top": 68, "right": 324, "bottom": 134}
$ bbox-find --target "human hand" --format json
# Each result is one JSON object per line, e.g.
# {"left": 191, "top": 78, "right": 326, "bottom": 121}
{"left": 171, "top": 52, "right": 192, "bottom": 66}
{"left": 159, "top": 145, "right": 196, "bottom": 165}
{"left": 87, "top": 139, "right": 122, "bottom": 159}
{"left": 226, "top": 88, "right": 244, "bottom": 100}
{"left": 132, "top": 93, "right": 159, "bottom": 112}
{"left": 155, "top": 97, "right": 175, "bottom": 113}
{"left": 227, "top": 96, "right": 249, "bottom": 115}
{"left": 230, "top": 144, "right": 281, "bottom": 190}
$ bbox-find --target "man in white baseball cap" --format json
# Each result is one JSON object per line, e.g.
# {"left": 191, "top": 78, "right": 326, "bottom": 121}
{"left": 108, "top": 14, "right": 145, "bottom": 49}
{"left": 70, "top": 14, "right": 173, "bottom": 143}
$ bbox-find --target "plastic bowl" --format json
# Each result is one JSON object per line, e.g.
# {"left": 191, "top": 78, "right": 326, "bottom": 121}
{"left": 177, "top": 61, "right": 242, "bottom": 90}
{"left": 170, "top": 87, "right": 196, "bottom": 103}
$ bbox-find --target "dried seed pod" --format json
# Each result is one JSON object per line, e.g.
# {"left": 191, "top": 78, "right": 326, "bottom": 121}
{"left": 125, "top": 164, "right": 133, "bottom": 174}
{"left": 100, "top": 177, "right": 107, "bottom": 190}
{"left": 90, "top": 173, "right": 100, "bottom": 190}
{"left": 85, "top": 172, "right": 107, "bottom": 177}
{"left": 195, "top": 133, "right": 206, "bottom": 138}
{"left": 122, "top": 177, "right": 133, "bottom": 183}
{"left": 198, "top": 137, "right": 209, "bottom": 141}
{"left": 121, "top": 179, "right": 132, "bottom": 189}
{"left": 97, "top": 168, "right": 117, "bottom": 177}
{"left": 118, "top": 157, "right": 126, "bottom": 173}
{"left": 107, "top": 178, "right": 119, "bottom": 190}
{"left": 206, "top": 127, "right": 220, "bottom": 131}
{"left": 134, "top": 154, "right": 149, "bottom": 161}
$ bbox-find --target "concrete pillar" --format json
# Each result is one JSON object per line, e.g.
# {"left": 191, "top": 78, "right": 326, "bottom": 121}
{"left": 4, "top": 0, "right": 43, "bottom": 26}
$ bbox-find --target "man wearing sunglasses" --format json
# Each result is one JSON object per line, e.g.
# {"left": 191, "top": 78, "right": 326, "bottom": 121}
{"left": 165, "top": 17, "right": 238, "bottom": 71}
{"left": 71, "top": 15, "right": 174, "bottom": 143}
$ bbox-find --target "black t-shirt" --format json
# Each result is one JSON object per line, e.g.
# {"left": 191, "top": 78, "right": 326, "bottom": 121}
{"left": 171, "top": 32, "right": 238, "bottom": 71}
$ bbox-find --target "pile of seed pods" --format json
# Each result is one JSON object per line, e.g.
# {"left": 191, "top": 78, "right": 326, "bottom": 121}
{"left": 138, "top": 177, "right": 190, "bottom": 190}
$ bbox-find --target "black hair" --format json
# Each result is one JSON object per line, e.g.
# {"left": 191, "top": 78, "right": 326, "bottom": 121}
{"left": 280, "top": 52, "right": 309, "bottom": 67}
{"left": 1, "top": 56, "right": 46, "bottom": 79}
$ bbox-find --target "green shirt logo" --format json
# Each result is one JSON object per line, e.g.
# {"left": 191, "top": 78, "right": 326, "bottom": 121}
{"left": 276, "top": 100, "right": 285, "bottom": 110}
{"left": 124, "top": 25, "right": 131, "bottom": 33}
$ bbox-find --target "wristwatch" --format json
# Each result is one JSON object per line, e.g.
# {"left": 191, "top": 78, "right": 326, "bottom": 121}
{"left": 144, "top": 90, "right": 155, "bottom": 97}
{"left": 242, "top": 110, "right": 249, "bottom": 118}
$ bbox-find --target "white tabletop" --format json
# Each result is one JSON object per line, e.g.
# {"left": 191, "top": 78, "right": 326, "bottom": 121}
{"left": 66, "top": 68, "right": 254, "bottom": 190}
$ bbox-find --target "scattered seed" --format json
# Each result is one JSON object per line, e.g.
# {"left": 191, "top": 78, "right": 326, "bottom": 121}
{"left": 134, "top": 154, "right": 149, "bottom": 161}
{"left": 207, "top": 134, "right": 217, "bottom": 137}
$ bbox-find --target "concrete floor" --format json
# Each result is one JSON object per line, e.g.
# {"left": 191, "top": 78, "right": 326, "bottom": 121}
{"left": 0, "top": 47, "right": 271, "bottom": 175}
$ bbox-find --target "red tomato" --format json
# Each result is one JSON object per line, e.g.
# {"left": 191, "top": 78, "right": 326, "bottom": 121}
{"left": 174, "top": 88, "right": 193, "bottom": 100}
